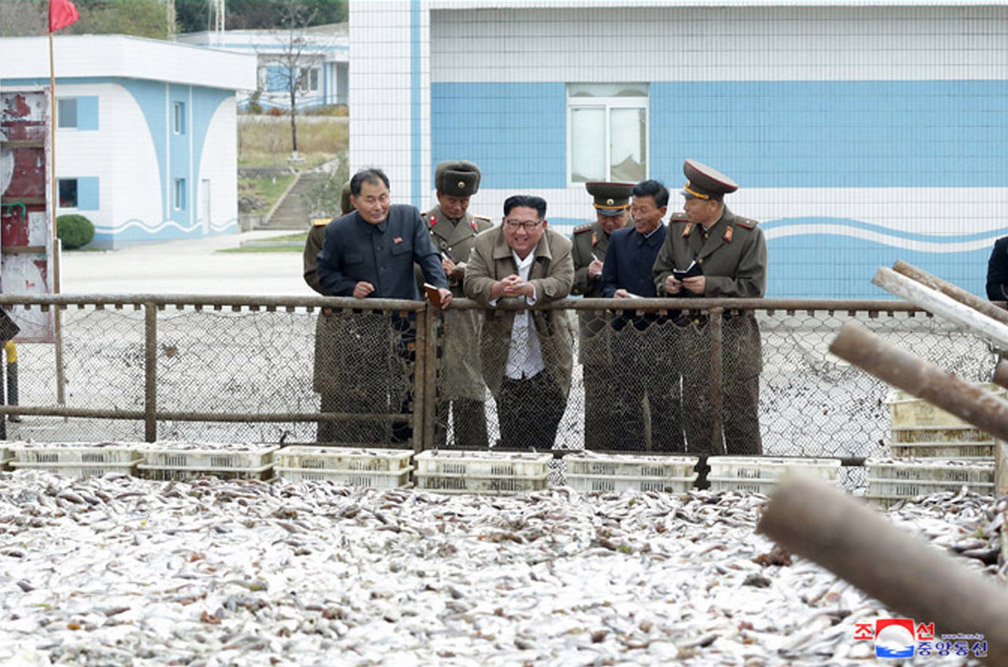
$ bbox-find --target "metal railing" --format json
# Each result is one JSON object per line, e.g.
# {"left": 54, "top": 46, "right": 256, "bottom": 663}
{"left": 0, "top": 295, "right": 997, "bottom": 463}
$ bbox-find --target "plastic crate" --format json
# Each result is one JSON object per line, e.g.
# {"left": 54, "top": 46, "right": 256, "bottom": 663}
{"left": 886, "top": 384, "right": 1004, "bottom": 428}
{"left": 135, "top": 463, "right": 273, "bottom": 481}
{"left": 889, "top": 441, "right": 996, "bottom": 459}
{"left": 564, "top": 452, "right": 698, "bottom": 478}
{"left": 0, "top": 447, "right": 11, "bottom": 470}
{"left": 274, "top": 446, "right": 412, "bottom": 472}
{"left": 414, "top": 450, "right": 552, "bottom": 478}
{"left": 890, "top": 426, "right": 994, "bottom": 445}
{"left": 866, "top": 459, "right": 995, "bottom": 507}
{"left": 142, "top": 445, "right": 277, "bottom": 470}
{"left": 11, "top": 443, "right": 140, "bottom": 465}
{"left": 9, "top": 459, "right": 143, "bottom": 478}
{"left": 566, "top": 472, "right": 697, "bottom": 494}
{"left": 707, "top": 457, "right": 841, "bottom": 494}
{"left": 275, "top": 466, "right": 412, "bottom": 487}
{"left": 414, "top": 472, "right": 549, "bottom": 495}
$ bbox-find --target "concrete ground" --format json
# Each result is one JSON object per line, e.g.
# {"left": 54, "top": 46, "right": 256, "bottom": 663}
{"left": 60, "top": 231, "right": 315, "bottom": 296}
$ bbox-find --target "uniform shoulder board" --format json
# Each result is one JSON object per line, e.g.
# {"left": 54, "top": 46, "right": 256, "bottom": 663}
{"left": 735, "top": 217, "right": 759, "bottom": 230}
{"left": 311, "top": 217, "right": 330, "bottom": 227}
{"left": 573, "top": 223, "right": 593, "bottom": 235}
{"left": 420, "top": 211, "right": 428, "bottom": 218}
{"left": 669, "top": 212, "right": 690, "bottom": 223}
{"left": 473, "top": 215, "right": 491, "bottom": 222}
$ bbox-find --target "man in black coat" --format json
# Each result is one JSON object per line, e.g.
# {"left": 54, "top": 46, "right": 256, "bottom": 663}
{"left": 986, "top": 236, "right": 1008, "bottom": 301}
{"left": 600, "top": 179, "right": 683, "bottom": 451}
{"left": 315, "top": 168, "right": 450, "bottom": 444}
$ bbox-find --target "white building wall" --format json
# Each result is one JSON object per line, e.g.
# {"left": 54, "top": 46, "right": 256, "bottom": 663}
{"left": 198, "top": 97, "right": 240, "bottom": 233}
{"left": 349, "top": 1, "right": 431, "bottom": 208}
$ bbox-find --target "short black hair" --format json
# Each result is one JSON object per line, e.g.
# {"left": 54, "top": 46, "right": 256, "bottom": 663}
{"left": 632, "top": 179, "right": 669, "bottom": 209}
{"left": 503, "top": 194, "right": 547, "bottom": 219}
{"left": 350, "top": 168, "right": 390, "bottom": 196}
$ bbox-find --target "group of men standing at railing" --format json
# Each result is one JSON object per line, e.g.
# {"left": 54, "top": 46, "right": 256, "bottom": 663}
{"left": 302, "top": 159, "right": 767, "bottom": 457}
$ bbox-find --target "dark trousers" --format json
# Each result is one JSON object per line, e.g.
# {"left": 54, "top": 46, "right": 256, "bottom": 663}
{"left": 497, "top": 372, "right": 566, "bottom": 450}
{"left": 582, "top": 364, "right": 618, "bottom": 450}
{"left": 435, "top": 397, "right": 489, "bottom": 449}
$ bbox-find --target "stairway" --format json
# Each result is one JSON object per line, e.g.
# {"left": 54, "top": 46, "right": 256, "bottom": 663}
{"left": 260, "top": 171, "right": 331, "bottom": 230}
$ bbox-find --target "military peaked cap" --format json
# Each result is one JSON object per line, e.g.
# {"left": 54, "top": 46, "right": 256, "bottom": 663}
{"left": 435, "top": 160, "right": 481, "bottom": 197}
{"left": 681, "top": 159, "right": 739, "bottom": 200}
{"left": 585, "top": 181, "right": 633, "bottom": 216}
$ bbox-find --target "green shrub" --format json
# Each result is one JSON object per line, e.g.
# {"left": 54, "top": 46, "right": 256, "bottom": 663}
{"left": 56, "top": 214, "right": 95, "bottom": 249}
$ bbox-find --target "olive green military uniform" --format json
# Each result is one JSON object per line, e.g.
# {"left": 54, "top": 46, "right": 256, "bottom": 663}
{"left": 653, "top": 205, "right": 767, "bottom": 456}
{"left": 420, "top": 203, "right": 493, "bottom": 448}
{"left": 305, "top": 183, "right": 362, "bottom": 443}
{"left": 571, "top": 221, "right": 619, "bottom": 450}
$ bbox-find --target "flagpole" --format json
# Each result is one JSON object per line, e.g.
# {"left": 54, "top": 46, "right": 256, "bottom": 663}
{"left": 48, "top": 26, "right": 66, "bottom": 407}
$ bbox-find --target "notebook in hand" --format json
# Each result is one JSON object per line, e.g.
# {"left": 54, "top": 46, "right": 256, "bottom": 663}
{"left": 672, "top": 261, "right": 703, "bottom": 280}
{"left": 424, "top": 283, "right": 445, "bottom": 307}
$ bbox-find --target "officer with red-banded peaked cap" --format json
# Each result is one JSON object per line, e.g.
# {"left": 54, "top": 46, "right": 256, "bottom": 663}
{"left": 652, "top": 159, "right": 767, "bottom": 463}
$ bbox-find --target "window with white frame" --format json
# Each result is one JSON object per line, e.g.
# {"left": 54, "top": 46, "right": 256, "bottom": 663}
{"left": 173, "top": 101, "right": 186, "bottom": 134}
{"left": 567, "top": 83, "right": 648, "bottom": 184}
{"left": 173, "top": 178, "right": 187, "bottom": 210}
{"left": 299, "top": 67, "right": 320, "bottom": 93}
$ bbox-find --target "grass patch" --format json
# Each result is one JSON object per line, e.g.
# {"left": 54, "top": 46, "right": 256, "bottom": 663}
{"left": 239, "top": 174, "right": 296, "bottom": 214}
{"left": 238, "top": 117, "right": 348, "bottom": 169}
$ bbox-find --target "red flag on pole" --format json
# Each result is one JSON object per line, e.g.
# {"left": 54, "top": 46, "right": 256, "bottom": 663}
{"left": 49, "top": 0, "right": 80, "bottom": 33}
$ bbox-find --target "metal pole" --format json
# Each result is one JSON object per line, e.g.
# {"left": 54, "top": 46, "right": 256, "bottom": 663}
{"left": 829, "top": 322, "right": 1008, "bottom": 442}
{"left": 144, "top": 302, "right": 157, "bottom": 442}
{"left": 709, "top": 307, "right": 724, "bottom": 456}
{"left": 893, "top": 260, "right": 1008, "bottom": 328}
{"left": 421, "top": 306, "right": 439, "bottom": 450}
{"left": 5, "top": 341, "right": 18, "bottom": 423}
{"left": 758, "top": 476, "right": 1008, "bottom": 665}
{"left": 410, "top": 306, "right": 428, "bottom": 454}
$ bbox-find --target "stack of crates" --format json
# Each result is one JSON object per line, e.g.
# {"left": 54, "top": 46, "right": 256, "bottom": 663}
{"left": 885, "top": 385, "right": 1001, "bottom": 459}
{"left": 414, "top": 450, "right": 551, "bottom": 495}
{"left": 707, "top": 456, "right": 841, "bottom": 494}
{"left": 137, "top": 442, "right": 277, "bottom": 481}
{"left": 563, "top": 452, "right": 698, "bottom": 493}
{"left": 0, "top": 445, "right": 11, "bottom": 471}
{"left": 274, "top": 446, "right": 413, "bottom": 488}
{"left": 8, "top": 442, "right": 142, "bottom": 478}
{"left": 865, "top": 458, "right": 995, "bottom": 508}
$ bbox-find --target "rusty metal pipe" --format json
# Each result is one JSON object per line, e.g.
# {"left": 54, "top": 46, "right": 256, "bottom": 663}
{"left": 893, "top": 260, "right": 1008, "bottom": 328}
{"left": 829, "top": 322, "right": 1008, "bottom": 441}
{"left": 758, "top": 476, "right": 1008, "bottom": 665}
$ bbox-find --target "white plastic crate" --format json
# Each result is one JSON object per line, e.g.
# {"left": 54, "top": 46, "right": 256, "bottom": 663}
{"left": 0, "top": 447, "right": 11, "bottom": 470}
{"left": 274, "top": 446, "right": 412, "bottom": 472}
{"left": 414, "top": 450, "right": 552, "bottom": 478}
{"left": 136, "top": 463, "right": 273, "bottom": 481}
{"left": 414, "top": 472, "right": 548, "bottom": 495}
{"left": 142, "top": 444, "right": 278, "bottom": 470}
{"left": 275, "top": 466, "right": 412, "bottom": 488}
{"left": 566, "top": 473, "right": 696, "bottom": 494}
{"left": 564, "top": 452, "right": 698, "bottom": 478}
{"left": 11, "top": 442, "right": 140, "bottom": 465}
{"left": 707, "top": 456, "right": 841, "bottom": 494}
{"left": 866, "top": 458, "right": 995, "bottom": 507}
{"left": 9, "top": 459, "right": 143, "bottom": 478}
{"left": 886, "top": 384, "right": 1004, "bottom": 428}
{"left": 890, "top": 426, "right": 994, "bottom": 445}
{"left": 890, "top": 441, "right": 996, "bottom": 459}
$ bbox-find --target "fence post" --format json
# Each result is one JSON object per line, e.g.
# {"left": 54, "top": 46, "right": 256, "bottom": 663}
{"left": 410, "top": 306, "right": 428, "bottom": 453}
{"left": 708, "top": 307, "right": 724, "bottom": 455}
{"left": 421, "top": 305, "right": 439, "bottom": 450}
{"left": 144, "top": 301, "right": 157, "bottom": 442}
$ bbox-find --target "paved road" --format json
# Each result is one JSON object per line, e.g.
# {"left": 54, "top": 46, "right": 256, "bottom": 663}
{"left": 61, "top": 231, "right": 315, "bottom": 296}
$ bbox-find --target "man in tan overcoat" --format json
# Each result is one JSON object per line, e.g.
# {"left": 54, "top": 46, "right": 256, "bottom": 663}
{"left": 464, "top": 195, "right": 575, "bottom": 450}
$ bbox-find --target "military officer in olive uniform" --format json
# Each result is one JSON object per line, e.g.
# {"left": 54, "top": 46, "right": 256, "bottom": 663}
{"left": 570, "top": 182, "right": 632, "bottom": 450}
{"left": 304, "top": 181, "right": 353, "bottom": 442}
{"left": 420, "top": 161, "right": 493, "bottom": 448}
{"left": 653, "top": 160, "right": 767, "bottom": 457}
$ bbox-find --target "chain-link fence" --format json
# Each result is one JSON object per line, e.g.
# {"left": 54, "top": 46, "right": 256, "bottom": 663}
{"left": 0, "top": 296, "right": 998, "bottom": 462}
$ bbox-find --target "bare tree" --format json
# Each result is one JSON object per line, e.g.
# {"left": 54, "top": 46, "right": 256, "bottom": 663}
{"left": 264, "top": 1, "right": 320, "bottom": 160}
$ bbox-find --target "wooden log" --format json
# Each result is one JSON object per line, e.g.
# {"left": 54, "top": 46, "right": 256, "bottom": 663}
{"left": 872, "top": 267, "right": 1008, "bottom": 352}
{"left": 829, "top": 322, "right": 1008, "bottom": 442}
{"left": 758, "top": 476, "right": 1008, "bottom": 665}
{"left": 893, "top": 260, "right": 1008, "bottom": 328}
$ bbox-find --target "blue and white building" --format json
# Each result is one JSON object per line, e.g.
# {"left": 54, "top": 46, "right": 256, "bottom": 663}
{"left": 0, "top": 35, "right": 255, "bottom": 248}
{"left": 176, "top": 24, "right": 349, "bottom": 110}
{"left": 349, "top": 1, "right": 1008, "bottom": 298}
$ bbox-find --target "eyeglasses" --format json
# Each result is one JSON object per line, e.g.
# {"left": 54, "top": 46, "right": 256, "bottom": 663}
{"left": 503, "top": 219, "right": 542, "bottom": 231}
